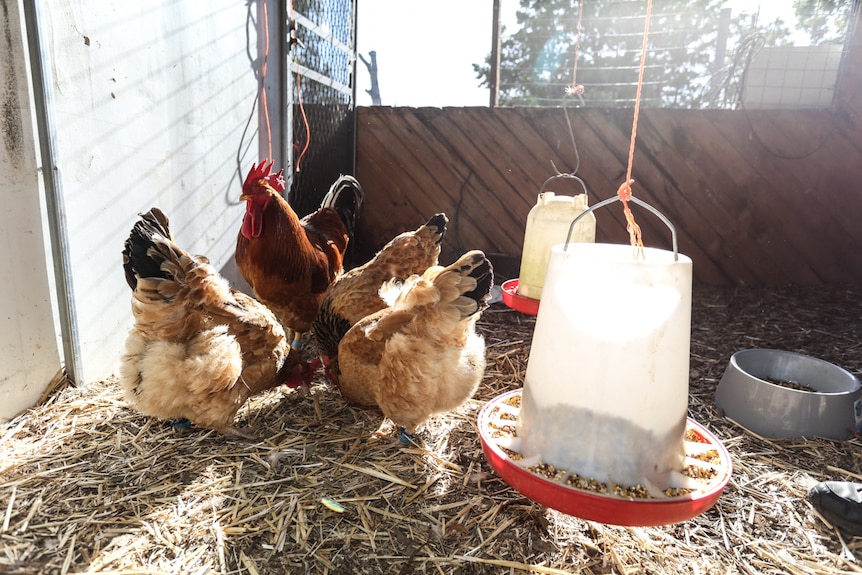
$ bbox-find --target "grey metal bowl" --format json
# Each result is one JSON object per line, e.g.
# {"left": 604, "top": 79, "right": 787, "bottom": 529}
{"left": 715, "top": 349, "right": 862, "bottom": 440}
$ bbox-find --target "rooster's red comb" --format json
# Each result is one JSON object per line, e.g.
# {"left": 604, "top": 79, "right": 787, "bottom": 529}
{"left": 243, "top": 159, "right": 285, "bottom": 193}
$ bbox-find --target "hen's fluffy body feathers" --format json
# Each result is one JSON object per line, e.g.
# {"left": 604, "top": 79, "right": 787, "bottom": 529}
{"left": 313, "top": 213, "right": 448, "bottom": 361}
{"left": 121, "top": 208, "right": 296, "bottom": 437}
{"left": 333, "top": 250, "right": 493, "bottom": 434}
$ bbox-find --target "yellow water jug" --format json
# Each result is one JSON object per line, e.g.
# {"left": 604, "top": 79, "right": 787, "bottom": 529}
{"left": 518, "top": 192, "right": 595, "bottom": 300}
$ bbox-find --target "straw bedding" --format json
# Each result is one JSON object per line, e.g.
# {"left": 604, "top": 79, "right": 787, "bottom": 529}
{"left": 1, "top": 284, "right": 861, "bottom": 574}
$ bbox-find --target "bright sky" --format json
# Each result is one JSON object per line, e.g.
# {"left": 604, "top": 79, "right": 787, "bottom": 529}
{"left": 356, "top": 1, "right": 519, "bottom": 107}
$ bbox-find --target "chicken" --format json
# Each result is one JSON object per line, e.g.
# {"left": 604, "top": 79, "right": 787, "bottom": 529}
{"left": 312, "top": 213, "right": 448, "bottom": 379}
{"left": 235, "top": 160, "right": 364, "bottom": 349}
{"left": 330, "top": 249, "right": 493, "bottom": 441}
{"left": 120, "top": 207, "right": 315, "bottom": 438}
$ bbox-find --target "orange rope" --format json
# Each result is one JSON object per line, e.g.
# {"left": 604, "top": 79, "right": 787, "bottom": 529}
{"left": 296, "top": 72, "right": 310, "bottom": 172}
{"left": 566, "top": 0, "right": 585, "bottom": 96}
{"left": 261, "top": 0, "right": 273, "bottom": 161}
{"left": 288, "top": 0, "right": 311, "bottom": 173}
{"left": 617, "top": 0, "right": 653, "bottom": 253}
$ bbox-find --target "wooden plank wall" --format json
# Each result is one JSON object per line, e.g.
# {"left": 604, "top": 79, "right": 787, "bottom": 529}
{"left": 355, "top": 105, "right": 860, "bottom": 286}
{"left": 353, "top": 12, "right": 862, "bottom": 287}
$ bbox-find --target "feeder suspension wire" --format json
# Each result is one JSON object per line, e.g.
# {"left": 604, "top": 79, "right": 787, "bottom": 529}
{"left": 544, "top": 106, "right": 585, "bottom": 189}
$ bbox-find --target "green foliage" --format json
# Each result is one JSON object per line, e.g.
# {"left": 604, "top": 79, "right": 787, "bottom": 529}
{"left": 793, "top": 0, "right": 852, "bottom": 44}
{"left": 475, "top": 0, "right": 852, "bottom": 109}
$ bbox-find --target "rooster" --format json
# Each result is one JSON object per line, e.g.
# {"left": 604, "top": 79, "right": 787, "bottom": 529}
{"left": 312, "top": 213, "right": 448, "bottom": 381}
{"left": 330, "top": 250, "right": 493, "bottom": 441}
{"left": 120, "top": 207, "right": 315, "bottom": 439}
{"left": 235, "top": 161, "right": 364, "bottom": 350}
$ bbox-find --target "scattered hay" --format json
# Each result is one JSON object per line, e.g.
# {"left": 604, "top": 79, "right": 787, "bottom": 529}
{"left": 1, "top": 285, "right": 861, "bottom": 574}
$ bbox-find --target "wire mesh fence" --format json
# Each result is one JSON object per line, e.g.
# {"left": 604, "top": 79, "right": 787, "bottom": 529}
{"left": 286, "top": 0, "right": 357, "bottom": 217}
{"left": 496, "top": 0, "right": 857, "bottom": 110}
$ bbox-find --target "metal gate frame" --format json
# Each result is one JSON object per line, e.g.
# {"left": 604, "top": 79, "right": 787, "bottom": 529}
{"left": 282, "top": 0, "right": 358, "bottom": 218}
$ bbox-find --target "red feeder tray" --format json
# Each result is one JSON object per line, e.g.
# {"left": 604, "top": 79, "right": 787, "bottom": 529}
{"left": 477, "top": 389, "right": 732, "bottom": 526}
{"left": 501, "top": 278, "right": 540, "bottom": 316}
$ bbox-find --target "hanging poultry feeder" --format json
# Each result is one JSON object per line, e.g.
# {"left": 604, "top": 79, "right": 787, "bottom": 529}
{"left": 503, "top": 174, "right": 596, "bottom": 316}
{"left": 479, "top": 195, "right": 732, "bottom": 526}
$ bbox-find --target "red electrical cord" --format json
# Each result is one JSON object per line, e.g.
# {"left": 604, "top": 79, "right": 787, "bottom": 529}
{"left": 261, "top": 0, "right": 272, "bottom": 161}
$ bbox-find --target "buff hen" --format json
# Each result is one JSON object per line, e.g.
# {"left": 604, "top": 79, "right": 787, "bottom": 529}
{"left": 120, "top": 208, "right": 312, "bottom": 438}
{"left": 312, "top": 213, "right": 448, "bottom": 381}
{"left": 332, "top": 250, "right": 493, "bottom": 441}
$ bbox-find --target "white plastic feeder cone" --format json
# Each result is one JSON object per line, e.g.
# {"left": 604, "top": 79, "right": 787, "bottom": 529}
{"left": 517, "top": 242, "right": 693, "bottom": 494}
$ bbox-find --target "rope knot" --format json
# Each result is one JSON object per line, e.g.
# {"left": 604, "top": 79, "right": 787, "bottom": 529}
{"left": 617, "top": 179, "right": 635, "bottom": 203}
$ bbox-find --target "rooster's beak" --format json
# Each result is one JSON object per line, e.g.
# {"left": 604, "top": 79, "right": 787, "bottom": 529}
{"left": 239, "top": 194, "right": 250, "bottom": 201}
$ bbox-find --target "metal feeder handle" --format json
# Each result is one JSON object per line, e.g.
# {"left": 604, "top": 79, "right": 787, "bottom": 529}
{"left": 564, "top": 195, "right": 679, "bottom": 261}
{"left": 539, "top": 172, "right": 589, "bottom": 196}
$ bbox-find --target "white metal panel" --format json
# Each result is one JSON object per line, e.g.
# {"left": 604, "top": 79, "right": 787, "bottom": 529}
{"left": 743, "top": 45, "right": 844, "bottom": 110}
{"left": 0, "top": 0, "right": 63, "bottom": 421}
{"left": 40, "top": 1, "right": 272, "bottom": 383}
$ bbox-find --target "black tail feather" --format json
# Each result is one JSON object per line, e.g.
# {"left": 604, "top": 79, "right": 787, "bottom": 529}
{"left": 322, "top": 175, "right": 364, "bottom": 239}
{"left": 322, "top": 174, "right": 365, "bottom": 267}
{"left": 463, "top": 254, "right": 494, "bottom": 314}
{"left": 122, "top": 208, "right": 174, "bottom": 290}
{"left": 424, "top": 213, "right": 448, "bottom": 245}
